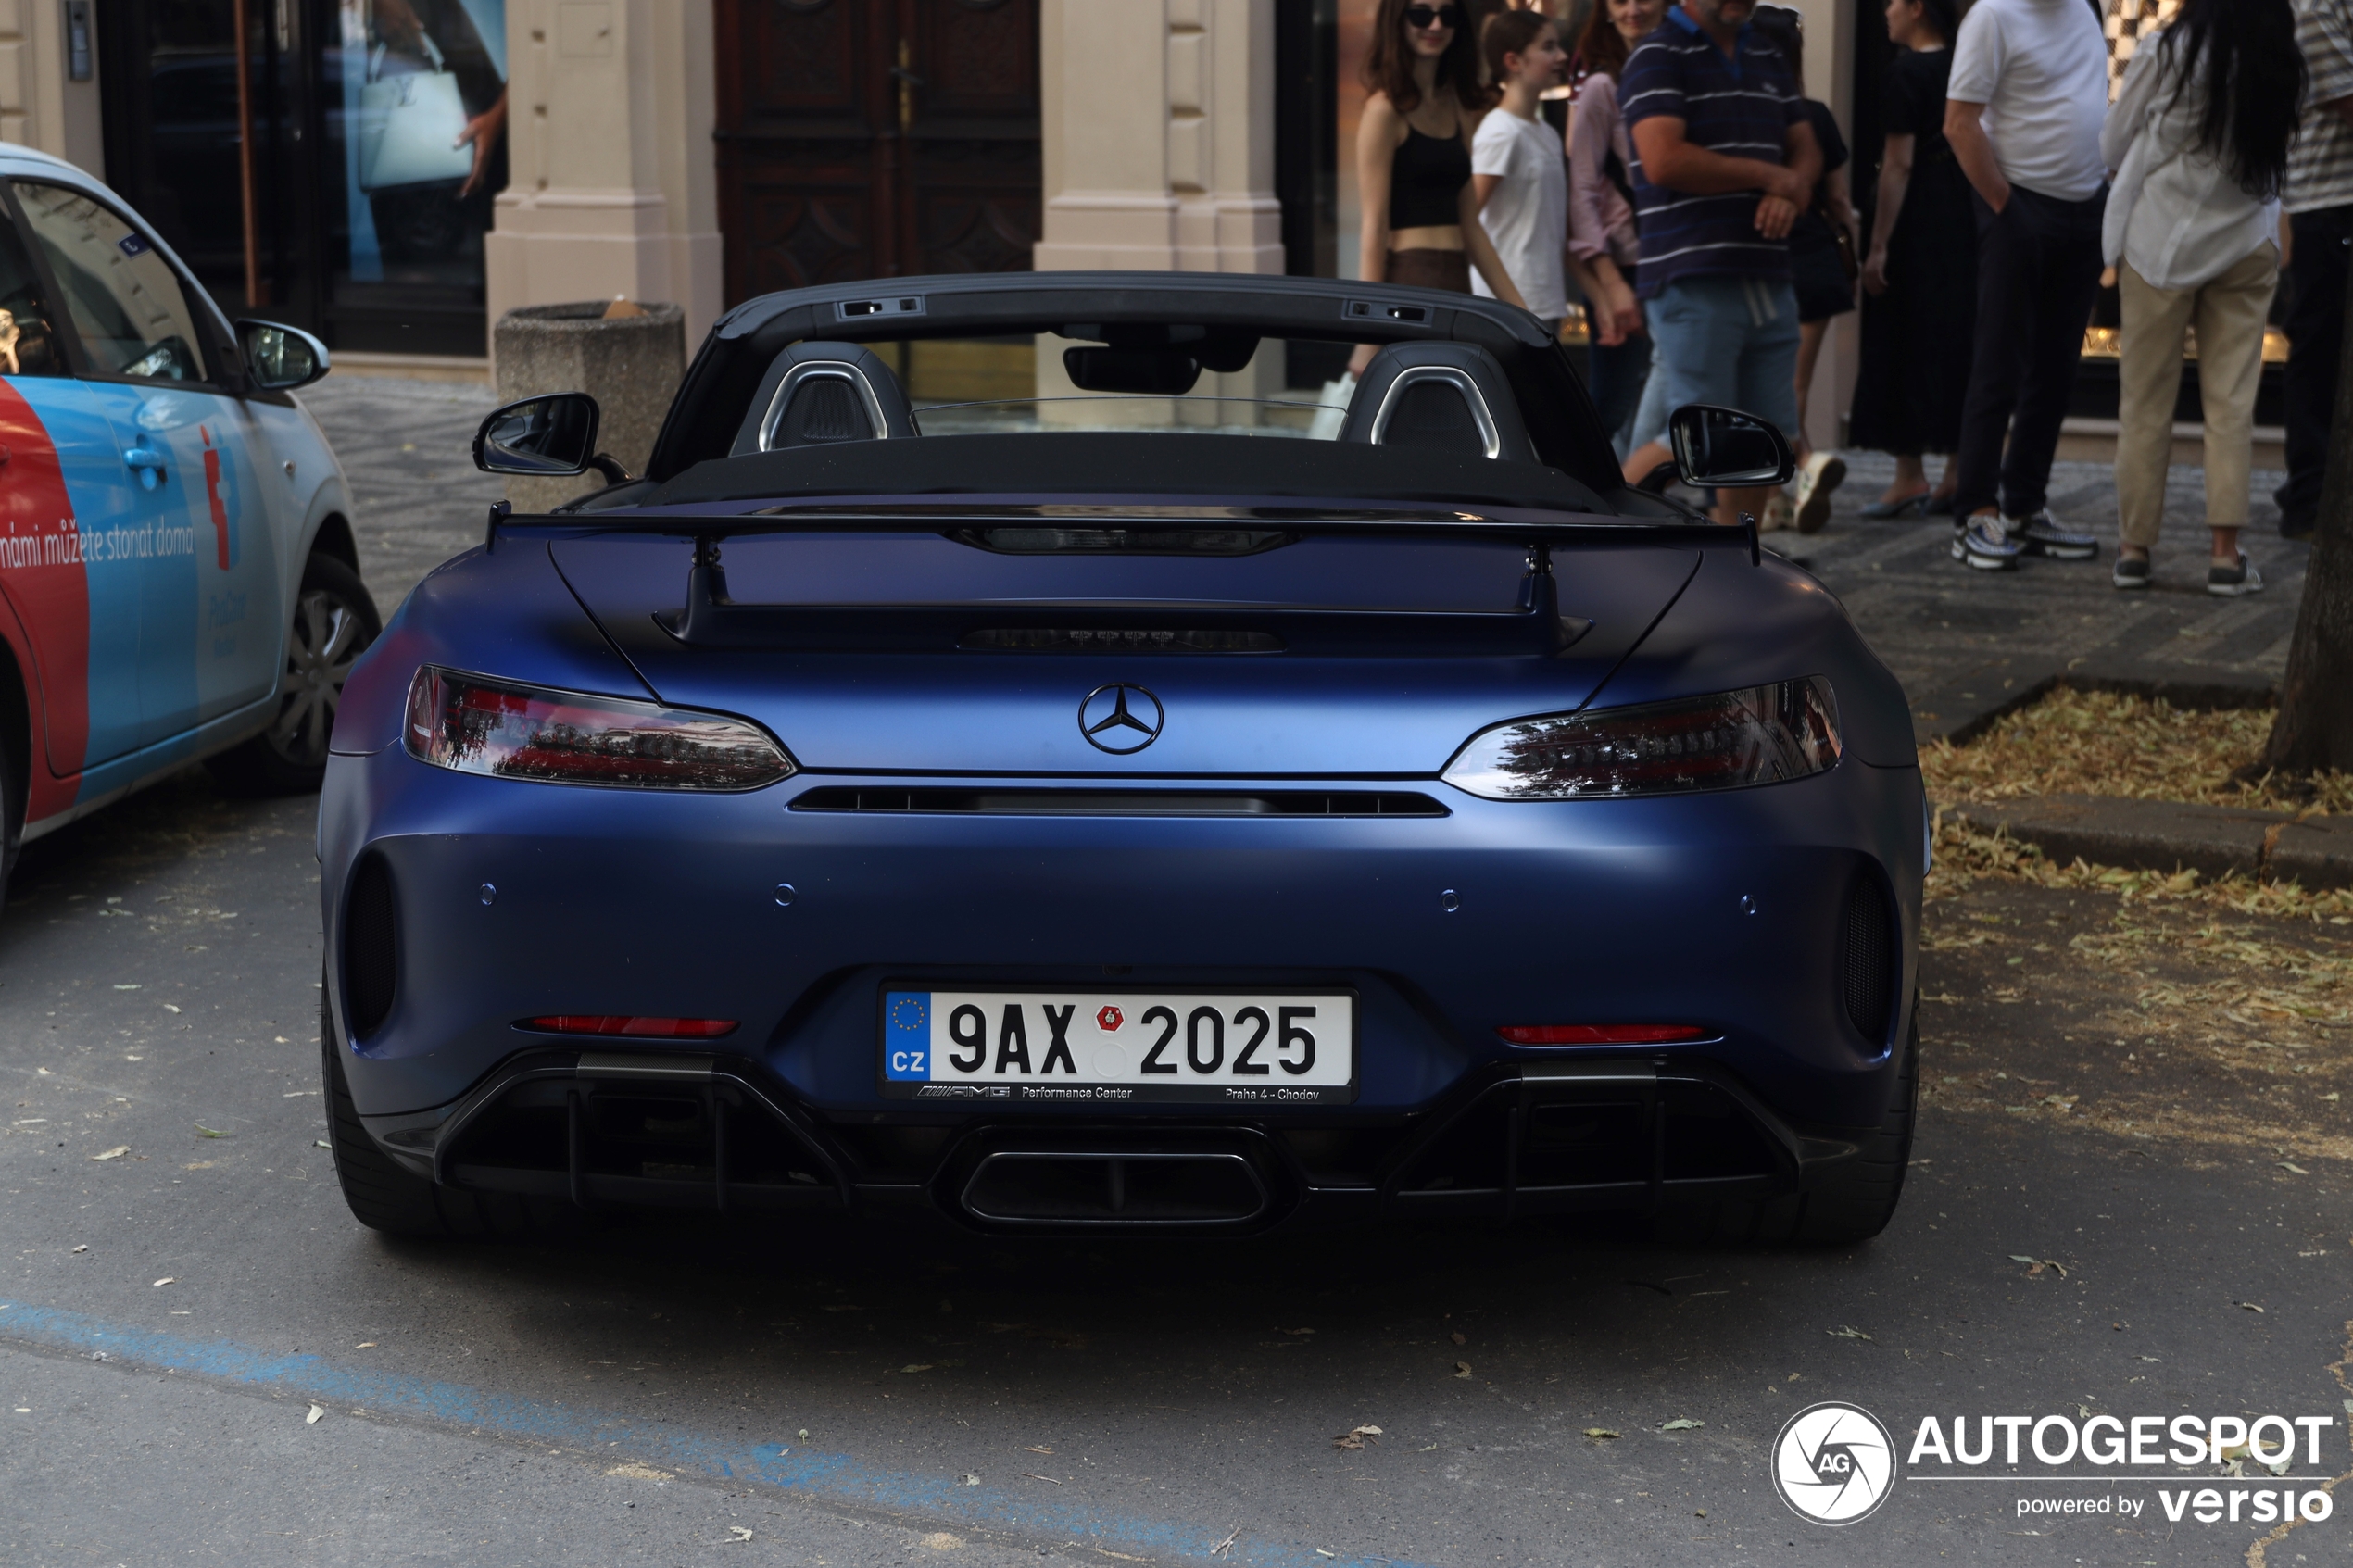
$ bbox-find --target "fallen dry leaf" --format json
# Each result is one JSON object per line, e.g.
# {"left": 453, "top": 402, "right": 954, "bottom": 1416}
{"left": 88, "top": 1147, "right": 130, "bottom": 1162}
{"left": 151, "top": 1276, "right": 174, "bottom": 1287}
{"left": 1332, "top": 1424, "right": 1383, "bottom": 1450}
{"left": 1583, "top": 1427, "right": 1621, "bottom": 1440}
{"left": 2278, "top": 1162, "right": 2311, "bottom": 1175}
{"left": 1450, "top": 1331, "right": 1466, "bottom": 1345}
{"left": 1660, "top": 1418, "right": 1705, "bottom": 1431}
{"left": 70, "top": 1245, "right": 86, "bottom": 1254}
{"left": 2239, "top": 1301, "right": 2267, "bottom": 1313}
{"left": 726, "top": 1526, "right": 752, "bottom": 1542}
{"left": 1827, "top": 1325, "right": 1874, "bottom": 1341}
{"left": 1452, "top": 1361, "right": 1473, "bottom": 1379}
{"left": 194, "top": 1125, "right": 229, "bottom": 1139}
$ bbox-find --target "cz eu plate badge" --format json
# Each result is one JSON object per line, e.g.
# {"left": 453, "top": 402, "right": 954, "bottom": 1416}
{"left": 879, "top": 987, "right": 1357, "bottom": 1104}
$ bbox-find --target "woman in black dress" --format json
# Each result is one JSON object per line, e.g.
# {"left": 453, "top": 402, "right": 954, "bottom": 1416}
{"left": 1851, "top": 0, "right": 1974, "bottom": 517}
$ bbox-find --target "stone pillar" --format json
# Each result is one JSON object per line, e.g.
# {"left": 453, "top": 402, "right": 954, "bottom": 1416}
{"left": 486, "top": 0, "right": 725, "bottom": 370}
{"left": 1034, "top": 0, "right": 1283, "bottom": 276}
{"left": 0, "top": 0, "right": 105, "bottom": 175}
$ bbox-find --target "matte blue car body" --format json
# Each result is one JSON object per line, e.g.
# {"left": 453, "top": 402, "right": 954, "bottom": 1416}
{"left": 320, "top": 529, "right": 1924, "bottom": 1135}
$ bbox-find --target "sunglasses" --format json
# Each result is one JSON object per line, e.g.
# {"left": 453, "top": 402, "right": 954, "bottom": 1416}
{"left": 1404, "top": 5, "right": 1463, "bottom": 30}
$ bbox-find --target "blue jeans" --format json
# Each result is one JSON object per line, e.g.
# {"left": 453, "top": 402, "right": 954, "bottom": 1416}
{"left": 1587, "top": 334, "right": 1652, "bottom": 458}
{"left": 1645, "top": 274, "right": 1804, "bottom": 443}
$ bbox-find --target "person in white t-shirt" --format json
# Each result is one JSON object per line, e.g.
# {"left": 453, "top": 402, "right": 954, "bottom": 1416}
{"left": 1941, "top": 0, "right": 2110, "bottom": 572}
{"left": 1471, "top": 9, "right": 1571, "bottom": 330}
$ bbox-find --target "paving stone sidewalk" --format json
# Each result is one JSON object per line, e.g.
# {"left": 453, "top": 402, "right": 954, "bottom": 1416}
{"left": 296, "top": 374, "right": 505, "bottom": 613}
{"left": 1789, "top": 451, "right": 2304, "bottom": 739}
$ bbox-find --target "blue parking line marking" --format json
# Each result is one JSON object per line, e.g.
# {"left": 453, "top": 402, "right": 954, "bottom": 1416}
{"left": 0, "top": 1298, "right": 1425, "bottom": 1567}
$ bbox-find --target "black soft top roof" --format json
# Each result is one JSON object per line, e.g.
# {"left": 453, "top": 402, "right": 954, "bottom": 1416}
{"left": 643, "top": 272, "right": 1628, "bottom": 502}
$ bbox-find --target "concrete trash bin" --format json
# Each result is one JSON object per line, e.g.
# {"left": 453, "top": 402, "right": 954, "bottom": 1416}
{"left": 493, "top": 301, "right": 685, "bottom": 512}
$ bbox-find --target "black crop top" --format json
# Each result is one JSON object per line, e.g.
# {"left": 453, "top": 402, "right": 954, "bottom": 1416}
{"left": 1390, "top": 124, "right": 1470, "bottom": 230}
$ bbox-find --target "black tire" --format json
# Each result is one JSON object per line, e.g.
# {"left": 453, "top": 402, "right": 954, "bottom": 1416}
{"left": 1787, "top": 1009, "right": 1919, "bottom": 1245}
{"left": 208, "top": 551, "right": 381, "bottom": 797}
{"left": 0, "top": 721, "right": 19, "bottom": 916}
{"left": 323, "top": 1010, "right": 453, "bottom": 1236}
{"left": 322, "top": 993, "right": 587, "bottom": 1240}
{"left": 1651, "top": 1010, "right": 1918, "bottom": 1248}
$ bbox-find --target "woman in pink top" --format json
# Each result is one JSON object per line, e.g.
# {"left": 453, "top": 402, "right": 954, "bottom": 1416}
{"left": 1567, "top": 0, "right": 1667, "bottom": 461}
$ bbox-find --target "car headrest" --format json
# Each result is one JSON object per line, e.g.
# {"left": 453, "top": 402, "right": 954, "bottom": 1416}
{"left": 730, "top": 341, "right": 917, "bottom": 455}
{"left": 1336, "top": 342, "right": 1536, "bottom": 464}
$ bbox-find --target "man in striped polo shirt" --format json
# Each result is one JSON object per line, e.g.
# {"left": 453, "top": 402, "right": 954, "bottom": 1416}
{"left": 1621, "top": 0, "right": 1821, "bottom": 528}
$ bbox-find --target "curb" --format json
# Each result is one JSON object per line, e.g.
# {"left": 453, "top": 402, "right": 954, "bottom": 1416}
{"left": 1909, "top": 661, "right": 2275, "bottom": 748}
{"left": 1944, "top": 794, "right": 2353, "bottom": 890}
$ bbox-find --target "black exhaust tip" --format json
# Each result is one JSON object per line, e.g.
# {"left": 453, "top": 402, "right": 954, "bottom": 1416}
{"left": 954, "top": 1142, "right": 1277, "bottom": 1228}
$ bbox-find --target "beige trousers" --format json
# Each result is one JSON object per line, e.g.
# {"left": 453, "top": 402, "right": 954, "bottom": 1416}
{"left": 2116, "top": 245, "right": 2280, "bottom": 548}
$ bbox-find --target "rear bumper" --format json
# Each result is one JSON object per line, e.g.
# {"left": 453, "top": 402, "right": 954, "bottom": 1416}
{"left": 319, "top": 747, "right": 1924, "bottom": 1151}
{"left": 358, "top": 1045, "right": 1869, "bottom": 1235}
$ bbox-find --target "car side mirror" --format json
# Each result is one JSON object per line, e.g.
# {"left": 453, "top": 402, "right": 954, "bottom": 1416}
{"left": 235, "top": 320, "right": 330, "bottom": 392}
{"left": 474, "top": 393, "right": 603, "bottom": 476}
{"left": 1668, "top": 404, "right": 1796, "bottom": 490}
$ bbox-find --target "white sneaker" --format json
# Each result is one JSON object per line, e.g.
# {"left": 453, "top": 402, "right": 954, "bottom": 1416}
{"left": 1793, "top": 452, "right": 1845, "bottom": 534}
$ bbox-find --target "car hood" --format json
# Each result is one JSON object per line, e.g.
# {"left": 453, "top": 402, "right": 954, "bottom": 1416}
{"left": 549, "top": 529, "right": 1701, "bottom": 777}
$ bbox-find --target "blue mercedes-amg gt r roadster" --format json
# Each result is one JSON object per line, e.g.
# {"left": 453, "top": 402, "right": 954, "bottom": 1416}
{"left": 318, "top": 273, "right": 1925, "bottom": 1245}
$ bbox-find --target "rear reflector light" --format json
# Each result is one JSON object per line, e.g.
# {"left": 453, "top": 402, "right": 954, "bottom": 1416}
{"left": 1496, "top": 1024, "right": 1706, "bottom": 1046}
{"left": 407, "top": 667, "right": 793, "bottom": 790}
{"left": 526, "top": 1015, "right": 738, "bottom": 1038}
{"left": 1442, "top": 678, "right": 1841, "bottom": 800}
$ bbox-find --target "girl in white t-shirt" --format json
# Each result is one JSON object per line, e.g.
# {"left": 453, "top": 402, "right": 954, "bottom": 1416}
{"left": 1471, "top": 10, "right": 1570, "bottom": 332}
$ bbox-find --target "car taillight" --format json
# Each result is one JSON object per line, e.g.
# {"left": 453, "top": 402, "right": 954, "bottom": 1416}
{"left": 1496, "top": 1024, "right": 1706, "bottom": 1045}
{"left": 1441, "top": 677, "right": 1841, "bottom": 800}
{"left": 405, "top": 667, "right": 794, "bottom": 790}
{"left": 525, "top": 1015, "right": 738, "bottom": 1038}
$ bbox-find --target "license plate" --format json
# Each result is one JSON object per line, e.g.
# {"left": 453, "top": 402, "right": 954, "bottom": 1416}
{"left": 879, "top": 987, "right": 1357, "bottom": 1105}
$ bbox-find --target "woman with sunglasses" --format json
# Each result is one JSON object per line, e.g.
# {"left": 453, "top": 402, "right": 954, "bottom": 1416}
{"left": 1351, "top": 0, "right": 1529, "bottom": 375}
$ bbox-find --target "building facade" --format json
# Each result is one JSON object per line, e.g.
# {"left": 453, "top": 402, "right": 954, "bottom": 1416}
{"left": 6, "top": 0, "right": 2251, "bottom": 456}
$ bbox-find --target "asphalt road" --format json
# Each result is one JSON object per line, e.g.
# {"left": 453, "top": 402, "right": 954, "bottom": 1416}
{"left": 0, "top": 771, "right": 2346, "bottom": 1567}
{"left": 0, "top": 382, "right": 2344, "bottom": 1565}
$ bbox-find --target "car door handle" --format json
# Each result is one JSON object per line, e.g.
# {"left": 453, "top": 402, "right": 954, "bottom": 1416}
{"left": 122, "top": 445, "right": 168, "bottom": 489}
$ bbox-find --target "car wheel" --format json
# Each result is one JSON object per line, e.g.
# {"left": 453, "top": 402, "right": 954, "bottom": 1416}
{"left": 322, "top": 989, "right": 587, "bottom": 1240}
{"left": 0, "top": 722, "right": 18, "bottom": 916}
{"left": 208, "top": 551, "right": 381, "bottom": 797}
{"left": 1787, "top": 1006, "right": 1919, "bottom": 1245}
{"left": 1651, "top": 1007, "right": 1918, "bottom": 1248}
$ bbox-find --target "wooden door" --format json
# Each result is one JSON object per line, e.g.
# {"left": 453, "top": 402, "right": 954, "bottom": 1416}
{"left": 715, "top": 0, "right": 1040, "bottom": 302}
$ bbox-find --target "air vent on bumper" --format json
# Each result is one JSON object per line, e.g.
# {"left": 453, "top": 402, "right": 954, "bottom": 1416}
{"left": 1840, "top": 870, "right": 1895, "bottom": 1044}
{"left": 791, "top": 788, "right": 1448, "bottom": 817}
{"left": 344, "top": 853, "right": 397, "bottom": 1040}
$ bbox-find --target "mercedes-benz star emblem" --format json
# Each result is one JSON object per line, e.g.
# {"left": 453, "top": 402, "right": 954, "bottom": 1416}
{"left": 1079, "top": 684, "right": 1164, "bottom": 754}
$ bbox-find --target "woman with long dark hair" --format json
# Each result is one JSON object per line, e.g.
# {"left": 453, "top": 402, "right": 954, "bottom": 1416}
{"left": 1351, "top": 0, "right": 1528, "bottom": 374}
{"left": 2103, "top": 0, "right": 2306, "bottom": 595}
{"left": 1848, "top": 0, "right": 1972, "bottom": 518}
{"left": 1565, "top": 0, "right": 1667, "bottom": 457}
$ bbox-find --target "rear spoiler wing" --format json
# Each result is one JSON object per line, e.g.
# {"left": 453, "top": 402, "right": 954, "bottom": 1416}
{"left": 485, "top": 505, "right": 1751, "bottom": 657}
